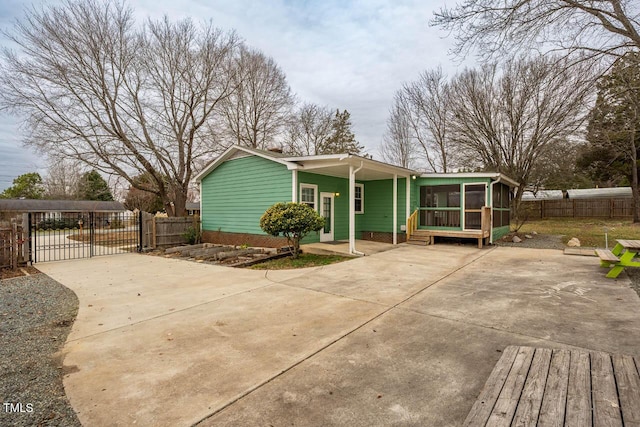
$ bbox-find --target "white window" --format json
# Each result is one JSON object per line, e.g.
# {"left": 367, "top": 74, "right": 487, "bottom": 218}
{"left": 300, "top": 184, "right": 318, "bottom": 210}
{"left": 354, "top": 183, "right": 364, "bottom": 214}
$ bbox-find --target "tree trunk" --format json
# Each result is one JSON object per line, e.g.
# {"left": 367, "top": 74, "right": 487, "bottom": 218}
{"left": 172, "top": 189, "right": 187, "bottom": 217}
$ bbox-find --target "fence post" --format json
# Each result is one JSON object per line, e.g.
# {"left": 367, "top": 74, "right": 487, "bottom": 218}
{"left": 11, "top": 218, "right": 18, "bottom": 270}
{"left": 138, "top": 211, "right": 143, "bottom": 252}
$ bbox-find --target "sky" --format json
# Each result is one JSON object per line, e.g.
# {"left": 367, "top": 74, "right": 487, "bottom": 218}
{"left": 0, "top": 0, "right": 473, "bottom": 192}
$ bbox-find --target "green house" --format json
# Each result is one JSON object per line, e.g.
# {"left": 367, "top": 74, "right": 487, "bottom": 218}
{"left": 195, "top": 146, "right": 518, "bottom": 253}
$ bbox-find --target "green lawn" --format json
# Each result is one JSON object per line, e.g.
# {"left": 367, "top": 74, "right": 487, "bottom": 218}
{"left": 517, "top": 218, "right": 640, "bottom": 247}
{"left": 250, "top": 253, "right": 352, "bottom": 270}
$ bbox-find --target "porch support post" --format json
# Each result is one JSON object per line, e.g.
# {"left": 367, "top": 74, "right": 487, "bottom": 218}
{"left": 291, "top": 169, "right": 298, "bottom": 202}
{"left": 349, "top": 165, "right": 355, "bottom": 254}
{"left": 393, "top": 174, "right": 398, "bottom": 245}
{"left": 406, "top": 175, "right": 411, "bottom": 229}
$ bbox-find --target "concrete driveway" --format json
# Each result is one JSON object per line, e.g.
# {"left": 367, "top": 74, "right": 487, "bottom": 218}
{"left": 37, "top": 245, "right": 640, "bottom": 426}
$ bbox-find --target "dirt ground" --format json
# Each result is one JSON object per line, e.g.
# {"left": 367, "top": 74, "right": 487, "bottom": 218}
{"left": 0, "top": 266, "right": 40, "bottom": 280}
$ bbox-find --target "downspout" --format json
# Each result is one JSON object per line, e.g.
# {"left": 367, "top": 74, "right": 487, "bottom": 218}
{"left": 489, "top": 176, "right": 502, "bottom": 244}
{"left": 350, "top": 161, "right": 365, "bottom": 256}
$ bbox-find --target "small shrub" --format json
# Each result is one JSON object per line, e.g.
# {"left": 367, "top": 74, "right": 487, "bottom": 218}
{"left": 260, "top": 202, "right": 325, "bottom": 259}
{"left": 109, "top": 218, "right": 125, "bottom": 229}
{"left": 182, "top": 226, "right": 201, "bottom": 245}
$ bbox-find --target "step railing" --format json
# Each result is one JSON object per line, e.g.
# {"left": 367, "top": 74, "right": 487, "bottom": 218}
{"left": 406, "top": 209, "right": 418, "bottom": 240}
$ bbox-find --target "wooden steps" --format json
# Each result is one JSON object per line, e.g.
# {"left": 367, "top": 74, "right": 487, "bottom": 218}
{"left": 408, "top": 229, "right": 489, "bottom": 249}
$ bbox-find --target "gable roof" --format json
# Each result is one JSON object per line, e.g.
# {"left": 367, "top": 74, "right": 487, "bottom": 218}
{"left": 195, "top": 145, "right": 417, "bottom": 182}
{"left": 194, "top": 146, "right": 298, "bottom": 182}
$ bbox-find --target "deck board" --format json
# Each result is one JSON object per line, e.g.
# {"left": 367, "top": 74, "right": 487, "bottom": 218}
{"left": 538, "top": 349, "right": 570, "bottom": 426}
{"left": 565, "top": 351, "right": 592, "bottom": 427}
{"left": 465, "top": 346, "right": 640, "bottom": 427}
{"left": 511, "top": 348, "right": 552, "bottom": 426}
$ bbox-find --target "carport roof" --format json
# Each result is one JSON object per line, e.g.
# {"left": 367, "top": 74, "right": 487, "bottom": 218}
{"left": 0, "top": 199, "right": 127, "bottom": 212}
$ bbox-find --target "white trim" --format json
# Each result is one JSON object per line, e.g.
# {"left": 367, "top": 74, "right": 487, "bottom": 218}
{"left": 420, "top": 172, "right": 519, "bottom": 188}
{"left": 354, "top": 183, "right": 364, "bottom": 214}
{"left": 291, "top": 170, "right": 297, "bottom": 202}
{"left": 299, "top": 183, "right": 318, "bottom": 211}
{"left": 462, "top": 182, "right": 488, "bottom": 231}
{"left": 393, "top": 174, "right": 397, "bottom": 245}
{"left": 405, "top": 176, "right": 411, "bottom": 225}
{"left": 319, "top": 192, "right": 335, "bottom": 242}
{"left": 349, "top": 162, "right": 365, "bottom": 256}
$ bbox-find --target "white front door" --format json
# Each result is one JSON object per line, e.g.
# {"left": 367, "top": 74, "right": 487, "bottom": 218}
{"left": 320, "top": 192, "right": 334, "bottom": 242}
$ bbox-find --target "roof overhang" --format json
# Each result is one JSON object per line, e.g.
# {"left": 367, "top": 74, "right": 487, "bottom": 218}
{"left": 194, "top": 145, "right": 419, "bottom": 182}
{"left": 419, "top": 172, "right": 519, "bottom": 188}
{"left": 286, "top": 154, "right": 417, "bottom": 180}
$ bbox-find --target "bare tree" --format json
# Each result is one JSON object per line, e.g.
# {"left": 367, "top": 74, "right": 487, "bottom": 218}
{"left": 447, "top": 56, "right": 598, "bottom": 214}
{"left": 219, "top": 46, "right": 294, "bottom": 150}
{"left": 0, "top": 0, "right": 240, "bottom": 216}
{"left": 432, "top": 0, "right": 640, "bottom": 62}
{"left": 379, "top": 102, "right": 418, "bottom": 169}
{"left": 43, "top": 158, "right": 84, "bottom": 199}
{"left": 284, "top": 103, "right": 334, "bottom": 155}
{"left": 403, "top": 68, "right": 453, "bottom": 172}
{"left": 384, "top": 68, "right": 454, "bottom": 172}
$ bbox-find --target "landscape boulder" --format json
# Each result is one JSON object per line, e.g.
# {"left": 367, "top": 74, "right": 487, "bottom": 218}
{"left": 567, "top": 237, "right": 581, "bottom": 247}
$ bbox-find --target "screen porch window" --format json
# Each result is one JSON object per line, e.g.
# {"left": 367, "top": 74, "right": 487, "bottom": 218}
{"left": 354, "top": 183, "right": 364, "bottom": 214}
{"left": 492, "top": 183, "right": 511, "bottom": 227}
{"left": 419, "top": 184, "right": 461, "bottom": 227}
{"left": 300, "top": 184, "right": 317, "bottom": 210}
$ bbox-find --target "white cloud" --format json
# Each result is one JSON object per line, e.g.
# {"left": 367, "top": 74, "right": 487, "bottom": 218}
{"left": 0, "top": 0, "right": 475, "bottom": 190}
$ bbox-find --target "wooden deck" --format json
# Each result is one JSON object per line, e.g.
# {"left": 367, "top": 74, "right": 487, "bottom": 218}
{"left": 464, "top": 346, "right": 640, "bottom": 426}
{"left": 409, "top": 229, "right": 490, "bottom": 248}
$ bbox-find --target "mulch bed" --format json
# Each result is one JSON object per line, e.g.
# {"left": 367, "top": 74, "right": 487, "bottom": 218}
{"left": 0, "top": 266, "right": 41, "bottom": 281}
{"left": 0, "top": 272, "right": 80, "bottom": 427}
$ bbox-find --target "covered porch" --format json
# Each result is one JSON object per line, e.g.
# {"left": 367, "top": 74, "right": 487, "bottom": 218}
{"left": 290, "top": 154, "right": 414, "bottom": 256}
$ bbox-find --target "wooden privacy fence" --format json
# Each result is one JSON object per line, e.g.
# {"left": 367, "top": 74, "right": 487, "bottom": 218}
{"left": 0, "top": 216, "right": 26, "bottom": 270}
{"left": 522, "top": 198, "right": 634, "bottom": 219}
{"left": 141, "top": 213, "right": 200, "bottom": 249}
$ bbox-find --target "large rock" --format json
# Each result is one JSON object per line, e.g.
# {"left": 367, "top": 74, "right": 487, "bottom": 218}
{"left": 512, "top": 235, "right": 522, "bottom": 243}
{"left": 567, "top": 237, "right": 581, "bottom": 247}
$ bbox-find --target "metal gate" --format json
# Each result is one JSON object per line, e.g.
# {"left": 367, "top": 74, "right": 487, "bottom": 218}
{"left": 29, "top": 211, "right": 140, "bottom": 263}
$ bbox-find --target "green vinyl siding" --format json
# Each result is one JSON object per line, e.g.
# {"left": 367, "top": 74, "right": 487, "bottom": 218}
{"left": 297, "top": 172, "right": 349, "bottom": 243}
{"left": 359, "top": 178, "right": 407, "bottom": 233}
{"left": 200, "top": 155, "right": 291, "bottom": 234}
{"left": 492, "top": 225, "right": 510, "bottom": 241}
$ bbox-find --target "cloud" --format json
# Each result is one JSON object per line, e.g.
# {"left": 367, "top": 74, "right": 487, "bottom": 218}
{"left": 0, "top": 0, "right": 472, "bottom": 191}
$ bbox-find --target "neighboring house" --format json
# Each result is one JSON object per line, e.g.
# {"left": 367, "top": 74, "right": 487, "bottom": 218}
{"left": 186, "top": 201, "right": 201, "bottom": 216}
{"left": 566, "top": 187, "right": 632, "bottom": 199}
{"left": 521, "top": 190, "right": 564, "bottom": 201}
{"left": 195, "top": 146, "right": 518, "bottom": 254}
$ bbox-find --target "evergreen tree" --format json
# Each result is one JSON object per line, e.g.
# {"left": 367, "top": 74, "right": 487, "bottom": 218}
{"left": 0, "top": 172, "right": 44, "bottom": 199}
{"left": 323, "top": 109, "right": 364, "bottom": 154}
{"left": 581, "top": 53, "right": 640, "bottom": 221}
{"left": 77, "top": 170, "right": 113, "bottom": 201}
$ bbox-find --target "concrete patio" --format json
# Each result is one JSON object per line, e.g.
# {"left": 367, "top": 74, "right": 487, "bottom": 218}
{"left": 37, "top": 244, "right": 640, "bottom": 426}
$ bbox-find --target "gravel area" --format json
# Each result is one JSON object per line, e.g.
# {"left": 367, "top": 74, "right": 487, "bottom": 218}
{"left": 0, "top": 273, "right": 80, "bottom": 427}
{"left": 493, "top": 232, "right": 566, "bottom": 250}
